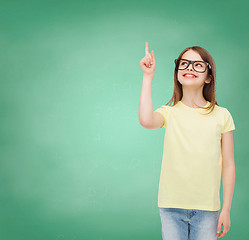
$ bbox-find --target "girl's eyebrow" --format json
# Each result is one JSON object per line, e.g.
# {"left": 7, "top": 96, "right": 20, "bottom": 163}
{"left": 181, "top": 58, "right": 204, "bottom": 62}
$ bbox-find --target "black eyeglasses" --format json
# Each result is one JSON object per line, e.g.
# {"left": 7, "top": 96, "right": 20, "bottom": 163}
{"left": 174, "top": 58, "right": 211, "bottom": 73}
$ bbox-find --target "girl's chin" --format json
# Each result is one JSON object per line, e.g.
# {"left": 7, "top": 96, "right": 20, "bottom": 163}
{"left": 180, "top": 80, "right": 197, "bottom": 84}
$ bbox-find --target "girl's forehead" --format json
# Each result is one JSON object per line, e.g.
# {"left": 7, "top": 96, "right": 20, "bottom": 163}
{"left": 182, "top": 50, "right": 203, "bottom": 61}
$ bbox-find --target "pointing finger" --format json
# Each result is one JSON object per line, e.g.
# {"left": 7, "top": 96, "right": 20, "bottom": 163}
{"left": 145, "top": 42, "right": 150, "bottom": 56}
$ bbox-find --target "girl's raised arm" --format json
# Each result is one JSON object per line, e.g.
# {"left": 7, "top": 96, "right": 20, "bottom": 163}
{"left": 139, "top": 42, "right": 164, "bottom": 129}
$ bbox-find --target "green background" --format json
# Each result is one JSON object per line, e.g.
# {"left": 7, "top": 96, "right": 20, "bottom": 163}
{"left": 0, "top": 0, "right": 248, "bottom": 239}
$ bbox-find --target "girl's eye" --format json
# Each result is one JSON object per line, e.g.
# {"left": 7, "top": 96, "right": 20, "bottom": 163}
{"left": 195, "top": 62, "right": 204, "bottom": 67}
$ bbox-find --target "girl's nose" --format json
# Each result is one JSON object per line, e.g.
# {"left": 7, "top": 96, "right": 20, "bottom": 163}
{"left": 187, "top": 64, "right": 194, "bottom": 71}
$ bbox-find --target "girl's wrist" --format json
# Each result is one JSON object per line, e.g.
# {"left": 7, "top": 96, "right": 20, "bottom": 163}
{"left": 143, "top": 74, "right": 154, "bottom": 82}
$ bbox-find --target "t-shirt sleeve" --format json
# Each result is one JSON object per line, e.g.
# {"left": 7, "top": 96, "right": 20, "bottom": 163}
{"left": 154, "top": 105, "right": 169, "bottom": 128}
{"left": 221, "top": 109, "right": 235, "bottom": 134}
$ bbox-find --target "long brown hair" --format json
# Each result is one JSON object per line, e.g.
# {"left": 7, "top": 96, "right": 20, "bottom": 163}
{"left": 165, "top": 46, "right": 219, "bottom": 114}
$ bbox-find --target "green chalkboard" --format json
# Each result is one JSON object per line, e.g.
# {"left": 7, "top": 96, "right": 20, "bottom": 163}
{"left": 0, "top": 0, "right": 246, "bottom": 239}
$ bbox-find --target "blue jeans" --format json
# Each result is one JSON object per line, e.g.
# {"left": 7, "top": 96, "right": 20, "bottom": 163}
{"left": 159, "top": 207, "right": 219, "bottom": 240}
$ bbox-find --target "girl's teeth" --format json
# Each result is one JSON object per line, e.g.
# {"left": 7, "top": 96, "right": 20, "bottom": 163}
{"left": 185, "top": 75, "right": 195, "bottom": 77}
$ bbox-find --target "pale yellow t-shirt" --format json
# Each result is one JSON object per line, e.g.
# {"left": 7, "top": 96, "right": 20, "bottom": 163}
{"left": 154, "top": 100, "right": 235, "bottom": 211}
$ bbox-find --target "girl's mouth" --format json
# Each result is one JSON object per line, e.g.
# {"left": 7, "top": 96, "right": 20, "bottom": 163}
{"left": 183, "top": 73, "right": 197, "bottom": 78}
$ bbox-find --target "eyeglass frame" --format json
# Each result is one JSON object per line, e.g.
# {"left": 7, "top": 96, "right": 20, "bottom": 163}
{"left": 174, "top": 58, "right": 212, "bottom": 73}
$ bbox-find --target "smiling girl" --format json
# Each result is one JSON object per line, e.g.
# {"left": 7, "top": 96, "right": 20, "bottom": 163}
{"left": 139, "top": 42, "right": 235, "bottom": 240}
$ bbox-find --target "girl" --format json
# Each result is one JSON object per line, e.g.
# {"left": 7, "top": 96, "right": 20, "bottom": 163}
{"left": 139, "top": 42, "right": 235, "bottom": 240}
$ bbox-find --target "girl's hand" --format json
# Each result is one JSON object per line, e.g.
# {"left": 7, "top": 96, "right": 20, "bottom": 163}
{"left": 139, "top": 42, "right": 156, "bottom": 77}
{"left": 216, "top": 209, "right": 231, "bottom": 238}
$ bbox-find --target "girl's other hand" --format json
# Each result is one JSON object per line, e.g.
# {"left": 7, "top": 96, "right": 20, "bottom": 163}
{"left": 139, "top": 42, "right": 156, "bottom": 77}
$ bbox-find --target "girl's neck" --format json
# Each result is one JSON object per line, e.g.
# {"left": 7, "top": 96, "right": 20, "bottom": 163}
{"left": 180, "top": 97, "right": 207, "bottom": 108}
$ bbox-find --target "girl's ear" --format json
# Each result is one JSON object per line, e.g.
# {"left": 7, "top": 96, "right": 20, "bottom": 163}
{"left": 205, "top": 75, "right": 212, "bottom": 84}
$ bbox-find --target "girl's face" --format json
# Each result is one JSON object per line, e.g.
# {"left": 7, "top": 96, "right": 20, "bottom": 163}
{"left": 177, "top": 50, "right": 211, "bottom": 87}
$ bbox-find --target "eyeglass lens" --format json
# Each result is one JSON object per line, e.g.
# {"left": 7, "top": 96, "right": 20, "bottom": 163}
{"left": 177, "top": 59, "right": 207, "bottom": 72}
